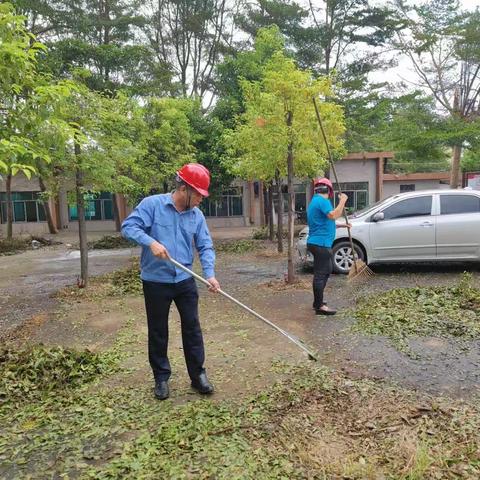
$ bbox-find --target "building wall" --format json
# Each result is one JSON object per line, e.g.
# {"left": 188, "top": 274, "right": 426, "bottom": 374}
{"left": 329, "top": 159, "right": 378, "bottom": 204}
{"left": 206, "top": 217, "right": 247, "bottom": 228}
{"left": 66, "top": 220, "right": 117, "bottom": 231}
{"left": 0, "top": 175, "right": 41, "bottom": 192}
{"left": 1, "top": 222, "right": 50, "bottom": 236}
{"left": 0, "top": 176, "right": 48, "bottom": 236}
{"left": 2, "top": 163, "right": 452, "bottom": 235}
{"left": 382, "top": 180, "right": 450, "bottom": 198}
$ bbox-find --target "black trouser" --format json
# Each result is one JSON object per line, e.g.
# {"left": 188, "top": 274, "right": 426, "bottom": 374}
{"left": 307, "top": 244, "right": 333, "bottom": 309}
{"left": 142, "top": 277, "right": 205, "bottom": 382}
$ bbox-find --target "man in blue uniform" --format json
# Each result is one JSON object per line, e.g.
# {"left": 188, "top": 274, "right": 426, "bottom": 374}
{"left": 121, "top": 163, "right": 220, "bottom": 400}
{"left": 307, "top": 178, "right": 349, "bottom": 315}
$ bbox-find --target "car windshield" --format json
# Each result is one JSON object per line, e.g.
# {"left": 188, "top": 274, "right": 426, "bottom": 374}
{"left": 350, "top": 196, "right": 393, "bottom": 218}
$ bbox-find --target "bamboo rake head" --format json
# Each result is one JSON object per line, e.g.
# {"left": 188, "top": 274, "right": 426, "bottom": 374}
{"left": 348, "top": 259, "right": 374, "bottom": 282}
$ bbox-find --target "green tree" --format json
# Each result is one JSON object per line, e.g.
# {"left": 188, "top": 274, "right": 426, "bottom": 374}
{"left": 145, "top": 0, "right": 236, "bottom": 101}
{"left": 462, "top": 148, "right": 480, "bottom": 172}
{"left": 11, "top": 0, "right": 171, "bottom": 95}
{"left": 236, "top": 1, "right": 403, "bottom": 160}
{"left": 225, "top": 51, "right": 345, "bottom": 282}
{"left": 372, "top": 93, "right": 450, "bottom": 173}
{"left": 186, "top": 108, "right": 235, "bottom": 196}
{"left": 238, "top": 0, "right": 399, "bottom": 72}
{"left": 0, "top": 3, "right": 51, "bottom": 238}
{"left": 394, "top": 0, "right": 480, "bottom": 187}
{"left": 213, "top": 25, "right": 285, "bottom": 124}
{"left": 142, "top": 97, "right": 197, "bottom": 193}
{"left": 211, "top": 25, "right": 286, "bottom": 207}
{"left": 39, "top": 79, "right": 147, "bottom": 286}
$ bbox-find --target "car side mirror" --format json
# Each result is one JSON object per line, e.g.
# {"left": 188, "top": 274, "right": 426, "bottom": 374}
{"left": 372, "top": 212, "right": 384, "bottom": 222}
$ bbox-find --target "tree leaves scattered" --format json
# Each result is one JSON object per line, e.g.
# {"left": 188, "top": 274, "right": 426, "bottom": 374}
{"left": 353, "top": 273, "right": 480, "bottom": 356}
{"left": 108, "top": 263, "right": 143, "bottom": 295}
{"left": 0, "top": 345, "right": 111, "bottom": 402}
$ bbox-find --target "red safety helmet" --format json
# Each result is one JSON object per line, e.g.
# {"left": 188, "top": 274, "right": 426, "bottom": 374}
{"left": 313, "top": 177, "right": 333, "bottom": 198}
{"left": 177, "top": 163, "right": 210, "bottom": 197}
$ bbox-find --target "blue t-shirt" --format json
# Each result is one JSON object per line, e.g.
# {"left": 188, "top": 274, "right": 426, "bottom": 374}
{"left": 307, "top": 195, "right": 335, "bottom": 248}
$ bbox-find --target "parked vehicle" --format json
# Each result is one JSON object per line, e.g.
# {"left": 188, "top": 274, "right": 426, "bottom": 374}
{"left": 297, "top": 189, "right": 480, "bottom": 273}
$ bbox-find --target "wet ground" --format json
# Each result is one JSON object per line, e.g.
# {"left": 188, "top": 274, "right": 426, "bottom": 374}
{"left": 1, "top": 240, "right": 480, "bottom": 400}
{"left": 0, "top": 245, "right": 138, "bottom": 338}
{"left": 216, "top": 254, "right": 480, "bottom": 399}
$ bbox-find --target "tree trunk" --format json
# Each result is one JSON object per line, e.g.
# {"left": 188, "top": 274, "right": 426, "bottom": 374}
{"left": 286, "top": 112, "right": 295, "bottom": 283}
{"left": 268, "top": 183, "right": 274, "bottom": 241}
{"left": 38, "top": 176, "right": 58, "bottom": 234}
{"left": 75, "top": 141, "right": 88, "bottom": 288}
{"left": 259, "top": 181, "right": 265, "bottom": 226}
{"left": 450, "top": 144, "right": 462, "bottom": 188}
{"left": 112, "top": 193, "right": 121, "bottom": 232}
{"left": 6, "top": 171, "right": 13, "bottom": 239}
{"left": 275, "top": 170, "right": 283, "bottom": 253}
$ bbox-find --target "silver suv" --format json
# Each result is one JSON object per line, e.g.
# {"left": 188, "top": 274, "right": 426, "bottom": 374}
{"left": 297, "top": 189, "right": 480, "bottom": 273}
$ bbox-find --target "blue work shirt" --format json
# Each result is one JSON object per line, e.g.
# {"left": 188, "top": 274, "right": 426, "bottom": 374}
{"left": 121, "top": 193, "right": 215, "bottom": 283}
{"left": 307, "top": 195, "right": 336, "bottom": 248}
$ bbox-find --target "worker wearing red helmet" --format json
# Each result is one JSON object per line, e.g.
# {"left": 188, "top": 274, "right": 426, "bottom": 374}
{"left": 121, "top": 163, "right": 220, "bottom": 400}
{"left": 307, "top": 178, "right": 350, "bottom": 315}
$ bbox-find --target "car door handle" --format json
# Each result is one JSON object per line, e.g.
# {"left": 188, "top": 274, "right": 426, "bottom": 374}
{"left": 420, "top": 221, "right": 434, "bottom": 227}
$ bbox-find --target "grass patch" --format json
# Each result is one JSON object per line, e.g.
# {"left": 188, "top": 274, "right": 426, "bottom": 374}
{"left": 1, "top": 364, "right": 480, "bottom": 479}
{"left": 215, "top": 239, "right": 264, "bottom": 254}
{"left": 352, "top": 273, "right": 480, "bottom": 356}
{"left": 88, "top": 235, "right": 136, "bottom": 250}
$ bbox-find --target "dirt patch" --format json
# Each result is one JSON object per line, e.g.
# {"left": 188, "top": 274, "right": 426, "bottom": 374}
{"left": 261, "top": 277, "right": 311, "bottom": 291}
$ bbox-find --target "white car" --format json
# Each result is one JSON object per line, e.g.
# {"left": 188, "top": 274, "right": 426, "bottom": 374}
{"left": 297, "top": 189, "right": 480, "bottom": 274}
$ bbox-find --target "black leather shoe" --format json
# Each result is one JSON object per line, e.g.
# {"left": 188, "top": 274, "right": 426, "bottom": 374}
{"left": 315, "top": 307, "right": 336, "bottom": 316}
{"left": 154, "top": 380, "right": 169, "bottom": 400}
{"left": 191, "top": 372, "right": 214, "bottom": 394}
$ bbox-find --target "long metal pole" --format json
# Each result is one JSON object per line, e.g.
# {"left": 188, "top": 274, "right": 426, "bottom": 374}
{"left": 167, "top": 256, "right": 318, "bottom": 361}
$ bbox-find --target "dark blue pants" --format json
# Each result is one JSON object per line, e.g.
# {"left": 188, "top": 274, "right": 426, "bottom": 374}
{"left": 307, "top": 244, "right": 333, "bottom": 309}
{"left": 142, "top": 277, "right": 205, "bottom": 382}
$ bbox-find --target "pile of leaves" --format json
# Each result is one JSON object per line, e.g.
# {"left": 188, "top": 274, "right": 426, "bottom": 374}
{"left": 252, "top": 226, "right": 269, "bottom": 239}
{"left": 56, "top": 260, "right": 143, "bottom": 301}
{"left": 353, "top": 273, "right": 480, "bottom": 355}
{"left": 215, "top": 239, "right": 264, "bottom": 254}
{"left": 0, "top": 344, "right": 111, "bottom": 402}
{"left": 109, "top": 262, "right": 142, "bottom": 294}
{"left": 0, "top": 237, "right": 30, "bottom": 255}
{"left": 0, "top": 236, "right": 57, "bottom": 255}
{"left": 88, "top": 235, "right": 136, "bottom": 250}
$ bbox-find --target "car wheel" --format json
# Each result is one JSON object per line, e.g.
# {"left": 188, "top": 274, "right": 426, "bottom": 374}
{"left": 332, "top": 241, "right": 365, "bottom": 274}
